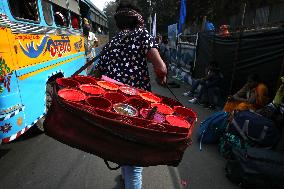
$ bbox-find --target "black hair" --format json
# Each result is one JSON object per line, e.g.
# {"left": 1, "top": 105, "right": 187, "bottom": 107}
{"left": 114, "top": 1, "right": 142, "bottom": 30}
{"left": 116, "top": 0, "right": 140, "bottom": 11}
{"left": 115, "top": 16, "right": 138, "bottom": 30}
{"left": 247, "top": 73, "right": 260, "bottom": 82}
{"left": 209, "top": 60, "right": 219, "bottom": 67}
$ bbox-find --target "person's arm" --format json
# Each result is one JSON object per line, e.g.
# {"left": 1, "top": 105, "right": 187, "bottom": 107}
{"left": 147, "top": 48, "right": 167, "bottom": 86}
{"left": 232, "top": 83, "right": 250, "bottom": 102}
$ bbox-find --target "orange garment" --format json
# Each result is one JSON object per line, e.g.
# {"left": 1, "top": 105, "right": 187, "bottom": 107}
{"left": 223, "top": 83, "right": 269, "bottom": 113}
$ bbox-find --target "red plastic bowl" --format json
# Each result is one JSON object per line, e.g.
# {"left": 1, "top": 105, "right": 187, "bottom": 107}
{"left": 79, "top": 84, "right": 105, "bottom": 95}
{"left": 125, "top": 97, "right": 150, "bottom": 110}
{"left": 174, "top": 106, "right": 197, "bottom": 122}
{"left": 73, "top": 75, "right": 97, "bottom": 85}
{"left": 104, "top": 92, "right": 127, "bottom": 103}
{"left": 58, "top": 89, "right": 86, "bottom": 102}
{"left": 139, "top": 92, "right": 161, "bottom": 103}
{"left": 151, "top": 103, "right": 174, "bottom": 115}
{"left": 165, "top": 115, "right": 191, "bottom": 128}
{"left": 56, "top": 78, "right": 80, "bottom": 88}
{"left": 97, "top": 81, "right": 119, "bottom": 91}
{"left": 86, "top": 96, "right": 112, "bottom": 111}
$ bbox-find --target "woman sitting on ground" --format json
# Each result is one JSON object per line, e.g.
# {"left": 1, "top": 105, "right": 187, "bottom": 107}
{"left": 223, "top": 74, "right": 269, "bottom": 113}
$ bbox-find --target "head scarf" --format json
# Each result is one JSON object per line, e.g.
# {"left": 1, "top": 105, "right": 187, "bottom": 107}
{"left": 114, "top": 7, "right": 144, "bottom": 27}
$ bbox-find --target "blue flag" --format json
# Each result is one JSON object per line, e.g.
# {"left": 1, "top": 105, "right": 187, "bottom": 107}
{"left": 178, "top": 0, "right": 187, "bottom": 34}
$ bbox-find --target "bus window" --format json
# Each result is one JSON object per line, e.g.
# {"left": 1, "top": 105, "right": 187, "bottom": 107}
{"left": 42, "top": 0, "right": 53, "bottom": 26}
{"left": 52, "top": 4, "right": 69, "bottom": 27}
{"left": 8, "top": 0, "right": 39, "bottom": 22}
{"left": 71, "top": 13, "right": 81, "bottom": 29}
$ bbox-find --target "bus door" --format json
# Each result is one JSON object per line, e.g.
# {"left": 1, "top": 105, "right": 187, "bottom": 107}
{"left": 0, "top": 3, "right": 26, "bottom": 143}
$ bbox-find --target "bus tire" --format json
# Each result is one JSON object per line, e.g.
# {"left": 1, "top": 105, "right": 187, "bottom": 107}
{"left": 35, "top": 82, "right": 53, "bottom": 132}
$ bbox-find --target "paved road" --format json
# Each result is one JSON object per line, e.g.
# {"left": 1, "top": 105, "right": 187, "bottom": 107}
{"left": 0, "top": 66, "right": 239, "bottom": 189}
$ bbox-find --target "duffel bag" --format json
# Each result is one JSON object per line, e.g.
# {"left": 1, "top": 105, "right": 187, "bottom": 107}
{"left": 225, "top": 147, "right": 284, "bottom": 189}
{"left": 229, "top": 110, "right": 280, "bottom": 148}
{"left": 43, "top": 85, "right": 191, "bottom": 167}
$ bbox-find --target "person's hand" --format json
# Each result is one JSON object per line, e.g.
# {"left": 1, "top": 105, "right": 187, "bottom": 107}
{"left": 281, "top": 76, "right": 284, "bottom": 83}
{"left": 155, "top": 76, "right": 167, "bottom": 87}
{"left": 227, "top": 95, "right": 234, "bottom": 101}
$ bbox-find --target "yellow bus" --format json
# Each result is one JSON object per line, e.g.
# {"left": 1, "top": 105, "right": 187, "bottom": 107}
{"left": 0, "top": 0, "right": 108, "bottom": 143}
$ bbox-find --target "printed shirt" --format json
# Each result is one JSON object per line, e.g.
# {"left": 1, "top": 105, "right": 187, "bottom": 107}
{"left": 95, "top": 28, "right": 158, "bottom": 91}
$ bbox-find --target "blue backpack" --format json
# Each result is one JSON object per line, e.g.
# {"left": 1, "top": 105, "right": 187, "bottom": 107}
{"left": 198, "top": 111, "right": 229, "bottom": 150}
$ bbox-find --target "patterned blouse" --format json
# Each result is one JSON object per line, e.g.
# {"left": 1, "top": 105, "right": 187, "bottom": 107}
{"left": 95, "top": 28, "right": 158, "bottom": 91}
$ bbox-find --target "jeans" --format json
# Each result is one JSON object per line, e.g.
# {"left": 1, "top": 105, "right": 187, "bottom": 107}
{"left": 121, "top": 166, "right": 143, "bottom": 189}
{"left": 191, "top": 79, "right": 203, "bottom": 100}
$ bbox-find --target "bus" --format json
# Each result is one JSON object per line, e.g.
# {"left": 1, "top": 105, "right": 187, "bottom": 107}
{"left": 0, "top": 0, "right": 108, "bottom": 144}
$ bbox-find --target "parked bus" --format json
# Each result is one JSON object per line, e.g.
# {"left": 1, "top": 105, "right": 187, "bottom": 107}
{"left": 0, "top": 0, "right": 108, "bottom": 143}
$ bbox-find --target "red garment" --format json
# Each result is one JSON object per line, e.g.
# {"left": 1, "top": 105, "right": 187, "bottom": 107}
{"left": 72, "top": 16, "right": 79, "bottom": 29}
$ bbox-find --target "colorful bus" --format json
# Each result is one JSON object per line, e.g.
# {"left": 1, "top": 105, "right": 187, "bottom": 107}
{"left": 0, "top": 0, "right": 108, "bottom": 143}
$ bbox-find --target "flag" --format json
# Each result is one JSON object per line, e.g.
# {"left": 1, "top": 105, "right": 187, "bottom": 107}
{"left": 178, "top": 0, "right": 187, "bottom": 34}
{"left": 152, "top": 13, "right": 157, "bottom": 37}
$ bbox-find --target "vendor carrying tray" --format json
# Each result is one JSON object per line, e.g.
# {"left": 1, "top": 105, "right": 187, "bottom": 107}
{"left": 43, "top": 82, "right": 193, "bottom": 167}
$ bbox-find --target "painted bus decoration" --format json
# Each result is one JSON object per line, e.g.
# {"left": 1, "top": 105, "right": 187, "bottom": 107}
{"left": 0, "top": 0, "right": 109, "bottom": 143}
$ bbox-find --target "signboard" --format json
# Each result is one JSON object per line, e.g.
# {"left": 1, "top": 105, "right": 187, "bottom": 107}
{"left": 168, "top": 24, "right": 177, "bottom": 49}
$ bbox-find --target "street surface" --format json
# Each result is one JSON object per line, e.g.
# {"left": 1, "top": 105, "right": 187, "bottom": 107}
{"left": 0, "top": 65, "right": 239, "bottom": 189}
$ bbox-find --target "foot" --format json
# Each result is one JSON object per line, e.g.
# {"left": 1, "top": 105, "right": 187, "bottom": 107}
{"left": 183, "top": 91, "right": 194, "bottom": 97}
{"left": 188, "top": 97, "right": 197, "bottom": 103}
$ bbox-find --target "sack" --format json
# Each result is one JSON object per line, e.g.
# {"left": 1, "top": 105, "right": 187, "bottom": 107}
{"left": 230, "top": 110, "right": 280, "bottom": 148}
{"left": 225, "top": 147, "right": 284, "bottom": 189}
{"left": 197, "top": 111, "right": 229, "bottom": 149}
{"left": 44, "top": 84, "right": 191, "bottom": 167}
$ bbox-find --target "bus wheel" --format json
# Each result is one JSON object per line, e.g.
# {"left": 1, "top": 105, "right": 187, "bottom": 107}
{"left": 35, "top": 82, "right": 53, "bottom": 132}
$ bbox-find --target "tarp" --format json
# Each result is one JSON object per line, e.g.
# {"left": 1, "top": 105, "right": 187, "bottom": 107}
{"left": 194, "top": 28, "right": 284, "bottom": 98}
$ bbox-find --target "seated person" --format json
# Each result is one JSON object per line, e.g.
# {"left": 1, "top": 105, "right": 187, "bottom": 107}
{"left": 187, "top": 61, "right": 222, "bottom": 109}
{"left": 223, "top": 74, "right": 269, "bottom": 113}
